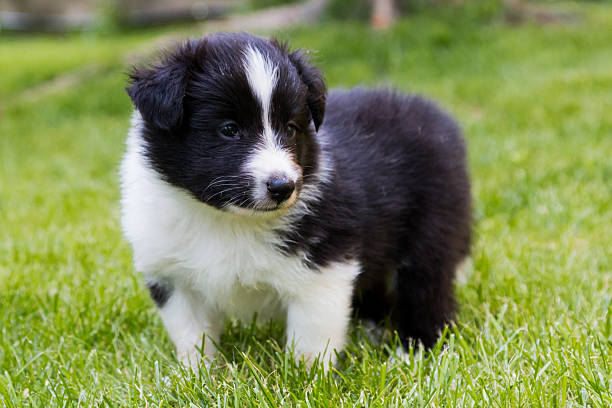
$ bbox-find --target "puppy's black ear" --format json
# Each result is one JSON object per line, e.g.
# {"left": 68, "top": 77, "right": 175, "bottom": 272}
{"left": 288, "top": 50, "right": 327, "bottom": 131}
{"left": 126, "top": 42, "right": 200, "bottom": 131}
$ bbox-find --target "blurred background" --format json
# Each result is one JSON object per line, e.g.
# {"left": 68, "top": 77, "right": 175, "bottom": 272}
{"left": 1, "top": 1, "right": 611, "bottom": 405}
{"left": 0, "top": 0, "right": 593, "bottom": 31}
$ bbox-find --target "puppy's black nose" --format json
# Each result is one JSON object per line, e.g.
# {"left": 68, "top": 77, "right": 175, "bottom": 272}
{"left": 266, "top": 177, "right": 295, "bottom": 203}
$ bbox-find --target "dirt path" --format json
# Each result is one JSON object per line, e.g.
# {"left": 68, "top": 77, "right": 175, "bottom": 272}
{"left": 203, "top": 0, "right": 327, "bottom": 32}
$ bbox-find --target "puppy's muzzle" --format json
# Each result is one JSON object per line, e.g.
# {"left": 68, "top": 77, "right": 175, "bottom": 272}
{"left": 266, "top": 176, "right": 295, "bottom": 204}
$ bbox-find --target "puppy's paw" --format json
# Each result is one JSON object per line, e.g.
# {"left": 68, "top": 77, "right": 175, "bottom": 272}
{"left": 390, "top": 346, "right": 415, "bottom": 365}
{"left": 292, "top": 347, "right": 337, "bottom": 373}
{"left": 177, "top": 347, "right": 210, "bottom": 372}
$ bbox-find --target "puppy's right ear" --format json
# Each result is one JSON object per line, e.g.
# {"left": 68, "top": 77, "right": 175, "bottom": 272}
{"left": 126, "top": 42, "right": 200, "bottom": 131}
{"left": 288, "top": 50, "right": 327, "bottom": 131}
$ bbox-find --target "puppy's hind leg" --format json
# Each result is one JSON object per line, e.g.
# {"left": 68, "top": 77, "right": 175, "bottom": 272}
{"left": 392, "top": 259, "right": 456, "bottom": 350}
{"left": 146, "top": 279, "right": 224, "bottom": 370}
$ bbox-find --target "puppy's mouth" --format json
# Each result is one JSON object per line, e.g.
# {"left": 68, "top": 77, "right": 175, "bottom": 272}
{"left": 225, "top": 184, "right": 300, "bottom": 216}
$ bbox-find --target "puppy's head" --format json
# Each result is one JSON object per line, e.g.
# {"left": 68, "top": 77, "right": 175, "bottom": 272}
{"left": 127, "top": 33, "right": 326, "bottom": 214}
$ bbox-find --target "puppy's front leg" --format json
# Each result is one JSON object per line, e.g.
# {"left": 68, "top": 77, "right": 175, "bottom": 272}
{"left": 285, "top": 262, "right": 360, "bottom": 369}
{"left": 148, "top": 280, "right": 223, "bottom": 369}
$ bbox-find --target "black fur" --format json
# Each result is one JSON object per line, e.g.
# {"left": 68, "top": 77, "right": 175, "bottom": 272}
{"left": 127, "top": 33, "right": 321, "bottom": 211}
{"left": 127, "top": 33, "right": 471, "bottom": 349}
{"left": 287, "top": 49, "right": 326, "bottom": 131}
{"left": 146, "top": 281, "right": 173, "bottom": 308}
{"left": 280, "top": 89, "right": 472, "bottom": 347}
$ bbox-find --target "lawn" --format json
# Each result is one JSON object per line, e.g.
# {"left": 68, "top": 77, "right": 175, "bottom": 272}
{"left": 1, "top": 2, "right": 611, "bottom": 406}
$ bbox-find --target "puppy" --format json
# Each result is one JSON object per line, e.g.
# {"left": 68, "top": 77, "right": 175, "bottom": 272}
{"left": 121, "top": 32, "right": 471, "bottom": 369}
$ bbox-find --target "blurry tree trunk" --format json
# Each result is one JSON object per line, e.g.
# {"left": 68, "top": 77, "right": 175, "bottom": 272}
{"left": 371, "top": 0, "right": 397, "bottom": 30}
{"left": 503, "top": 0, "right": 527, "bottom": 24}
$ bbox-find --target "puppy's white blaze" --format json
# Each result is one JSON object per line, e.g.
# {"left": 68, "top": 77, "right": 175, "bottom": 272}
{"left": 243, "top": 46, "right": 278, "bottom": 147}
{"left": 242, "top": 46, "right": 300, "bottom": 206}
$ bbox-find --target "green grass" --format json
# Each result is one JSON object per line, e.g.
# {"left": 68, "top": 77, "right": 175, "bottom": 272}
{"left": 1, "top": 3, "right": 611, "bottom": 406}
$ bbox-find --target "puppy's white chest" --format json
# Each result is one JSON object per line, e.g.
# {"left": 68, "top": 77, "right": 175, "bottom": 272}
{"left": 124, "top": 186, "right": 303, "bottom": 319}
{"left": 121, "top": 126, "right": 313, "bottom": 320}
{"left": 157, "top": 214, "right": 297, "bottom": 316}
{"left": 173, "top": 215, "right": 298, "bottom": 284}
{"left": 214, "top": 278, "right": 285, "bottom": 322}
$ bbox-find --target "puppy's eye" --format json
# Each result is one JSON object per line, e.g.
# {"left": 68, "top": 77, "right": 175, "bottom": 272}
{"left": 218, "top": 122, "right": 240, "bottom": 140}
{"left": 286, "top": 124, "right": 298, "bottom": 139}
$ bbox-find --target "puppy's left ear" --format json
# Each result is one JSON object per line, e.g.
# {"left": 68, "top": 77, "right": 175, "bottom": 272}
{"left": 126, "top": 41, "right": 201, "bottom": 131}
{"left": 127, "top": 63, "right": 187, "bottom": 131}
{"left": 288, "top": 50, "right": 327, "bottom": 131}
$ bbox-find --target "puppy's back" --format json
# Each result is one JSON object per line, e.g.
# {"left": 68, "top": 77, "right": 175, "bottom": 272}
{"left": 317, "top": 89, "right": 471, "bottom": 347}
{"left": 321, "top": 88, "right": 470, "bottom": 233}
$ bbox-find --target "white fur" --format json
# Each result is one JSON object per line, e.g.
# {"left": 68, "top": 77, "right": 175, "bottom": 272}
{"left": 243, "top": 145, "right": 300, "bottom": 207}
{"left": 158, "top": 287, "right": 223, "bottom": 368}
{"left": 455, "top": 256, "right": 473, "bottom": 286}
{"left": 121, "top": 113, "right": 359, "bottom": 369}
{"left": 243, "top": 46, "right": 277, "bottom": 148}
{"left": 241, "top": 46, "right": 301, "bottom": 208}
{"left": 286, "top": 260, "right": 360, "bottom": 368}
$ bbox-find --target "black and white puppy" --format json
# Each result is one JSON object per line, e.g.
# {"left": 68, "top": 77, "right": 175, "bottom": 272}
{"left": 121, "top": 32, "right": 471, "bottom": 369}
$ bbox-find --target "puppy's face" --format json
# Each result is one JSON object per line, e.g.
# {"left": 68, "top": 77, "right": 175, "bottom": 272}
{"left": 127, "top": 33, "right": 326, "bottom": 214}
